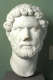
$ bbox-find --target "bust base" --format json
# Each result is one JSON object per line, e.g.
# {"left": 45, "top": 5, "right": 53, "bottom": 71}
{"left": 4, "top": 71, "right": 45, "bottom": 80}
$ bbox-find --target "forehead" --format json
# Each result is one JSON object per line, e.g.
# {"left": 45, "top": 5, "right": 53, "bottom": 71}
{"left": 13, "top": 16, "right": 39, "bottom": 28}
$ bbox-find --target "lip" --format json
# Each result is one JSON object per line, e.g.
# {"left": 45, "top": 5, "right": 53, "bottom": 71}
{"left": 19, "top": 42, "right": 33, "bottom": 47}
{"left": 22, "top": 45, "right": 32, "bottom": 46}
{"left": 24, "top": 45, "right": 31, "bottom": 46}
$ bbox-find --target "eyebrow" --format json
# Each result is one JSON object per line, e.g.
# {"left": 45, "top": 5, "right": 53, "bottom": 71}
{"left": 13, "top": 25, "right": 34, "bottom": 29}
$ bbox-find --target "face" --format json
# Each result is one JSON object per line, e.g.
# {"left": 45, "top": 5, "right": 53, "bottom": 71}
{"left": 8, "top": 16, "right": 43, "bottom": 59}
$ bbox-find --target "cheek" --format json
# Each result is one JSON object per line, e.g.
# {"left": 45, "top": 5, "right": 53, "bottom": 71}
{"left": 9, "top": 31, "right": 21, "bottom": 44}
{"left": 31, "top": 31, "right": 42, "bottom": 46}
{"left": 32, "top": 31, "right": 40, "bottom": 40}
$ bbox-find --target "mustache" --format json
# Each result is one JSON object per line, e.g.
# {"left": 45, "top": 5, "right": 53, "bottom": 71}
{"left": 19, "top": 42, "right": 33, "bottom": 47}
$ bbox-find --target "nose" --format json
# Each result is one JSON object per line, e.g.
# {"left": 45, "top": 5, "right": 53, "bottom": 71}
{"left": 23, "top": 28, "right": 31, "bottom": 41}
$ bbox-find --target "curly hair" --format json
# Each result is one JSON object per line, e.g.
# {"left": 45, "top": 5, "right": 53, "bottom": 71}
{"left": 3, "top": 3, "right": 48, "bottom": 32}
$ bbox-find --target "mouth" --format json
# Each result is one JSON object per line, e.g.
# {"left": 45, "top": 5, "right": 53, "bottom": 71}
{"left": 21, "top": 45, "right": 32, "bottom": 48}
{"left": 22, "top": 44, "right": 32, "bottom": 46}
{"left": 19, "top": 42, "right": 33, "bottom": 47}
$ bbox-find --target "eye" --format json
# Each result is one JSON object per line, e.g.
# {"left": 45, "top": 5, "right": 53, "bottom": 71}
{"left": 35, "top": 26, "right": 40, "bottom": 31}
{"left": 17, "top": 27, "right": 23, "bottom": 31}
{"left": 36, "top": 26, "right": 40, "bottom": 30}
{"left": 28, "top": 27, "right": 33, "bottom": 30}
{"left": 13, "top": 27, "right": 24, "bottom": 31}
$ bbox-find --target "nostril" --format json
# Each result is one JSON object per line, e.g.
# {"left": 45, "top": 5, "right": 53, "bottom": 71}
{"left": 23, "top": 37, "right": 31, "bottom": 41}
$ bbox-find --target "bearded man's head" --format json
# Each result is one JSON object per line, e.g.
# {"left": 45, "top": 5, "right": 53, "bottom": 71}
{"left": 3, "top": 3, "right": 48, "bottom": 59}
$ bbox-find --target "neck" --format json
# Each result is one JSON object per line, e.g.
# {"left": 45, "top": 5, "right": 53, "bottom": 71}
{"left": 10, "top": 52, "right": 38, "bottom": 77}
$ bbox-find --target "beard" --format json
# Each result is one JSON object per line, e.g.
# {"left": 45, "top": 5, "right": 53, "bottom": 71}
{"left": 12, "top": 41, "right": 43, "bottom": 59}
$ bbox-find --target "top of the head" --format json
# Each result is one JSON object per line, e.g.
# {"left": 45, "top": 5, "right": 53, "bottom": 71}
{"left": 3, "top": 3, "right": 48, "bottom": 32}
{"left": 7, "top": 3, "right": 43, "bottom": 18}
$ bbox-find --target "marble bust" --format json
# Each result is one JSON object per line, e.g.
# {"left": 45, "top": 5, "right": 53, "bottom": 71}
{"left": 3, "top": 3, "right": 48, "bottom": 78}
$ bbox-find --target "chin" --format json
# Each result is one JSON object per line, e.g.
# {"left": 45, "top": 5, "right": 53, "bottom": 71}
{"left": 15, "top": 45, "right": 42, "bottom": 59}
{"left": 12, "top": 41, "right": 43, "bottom": 59}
